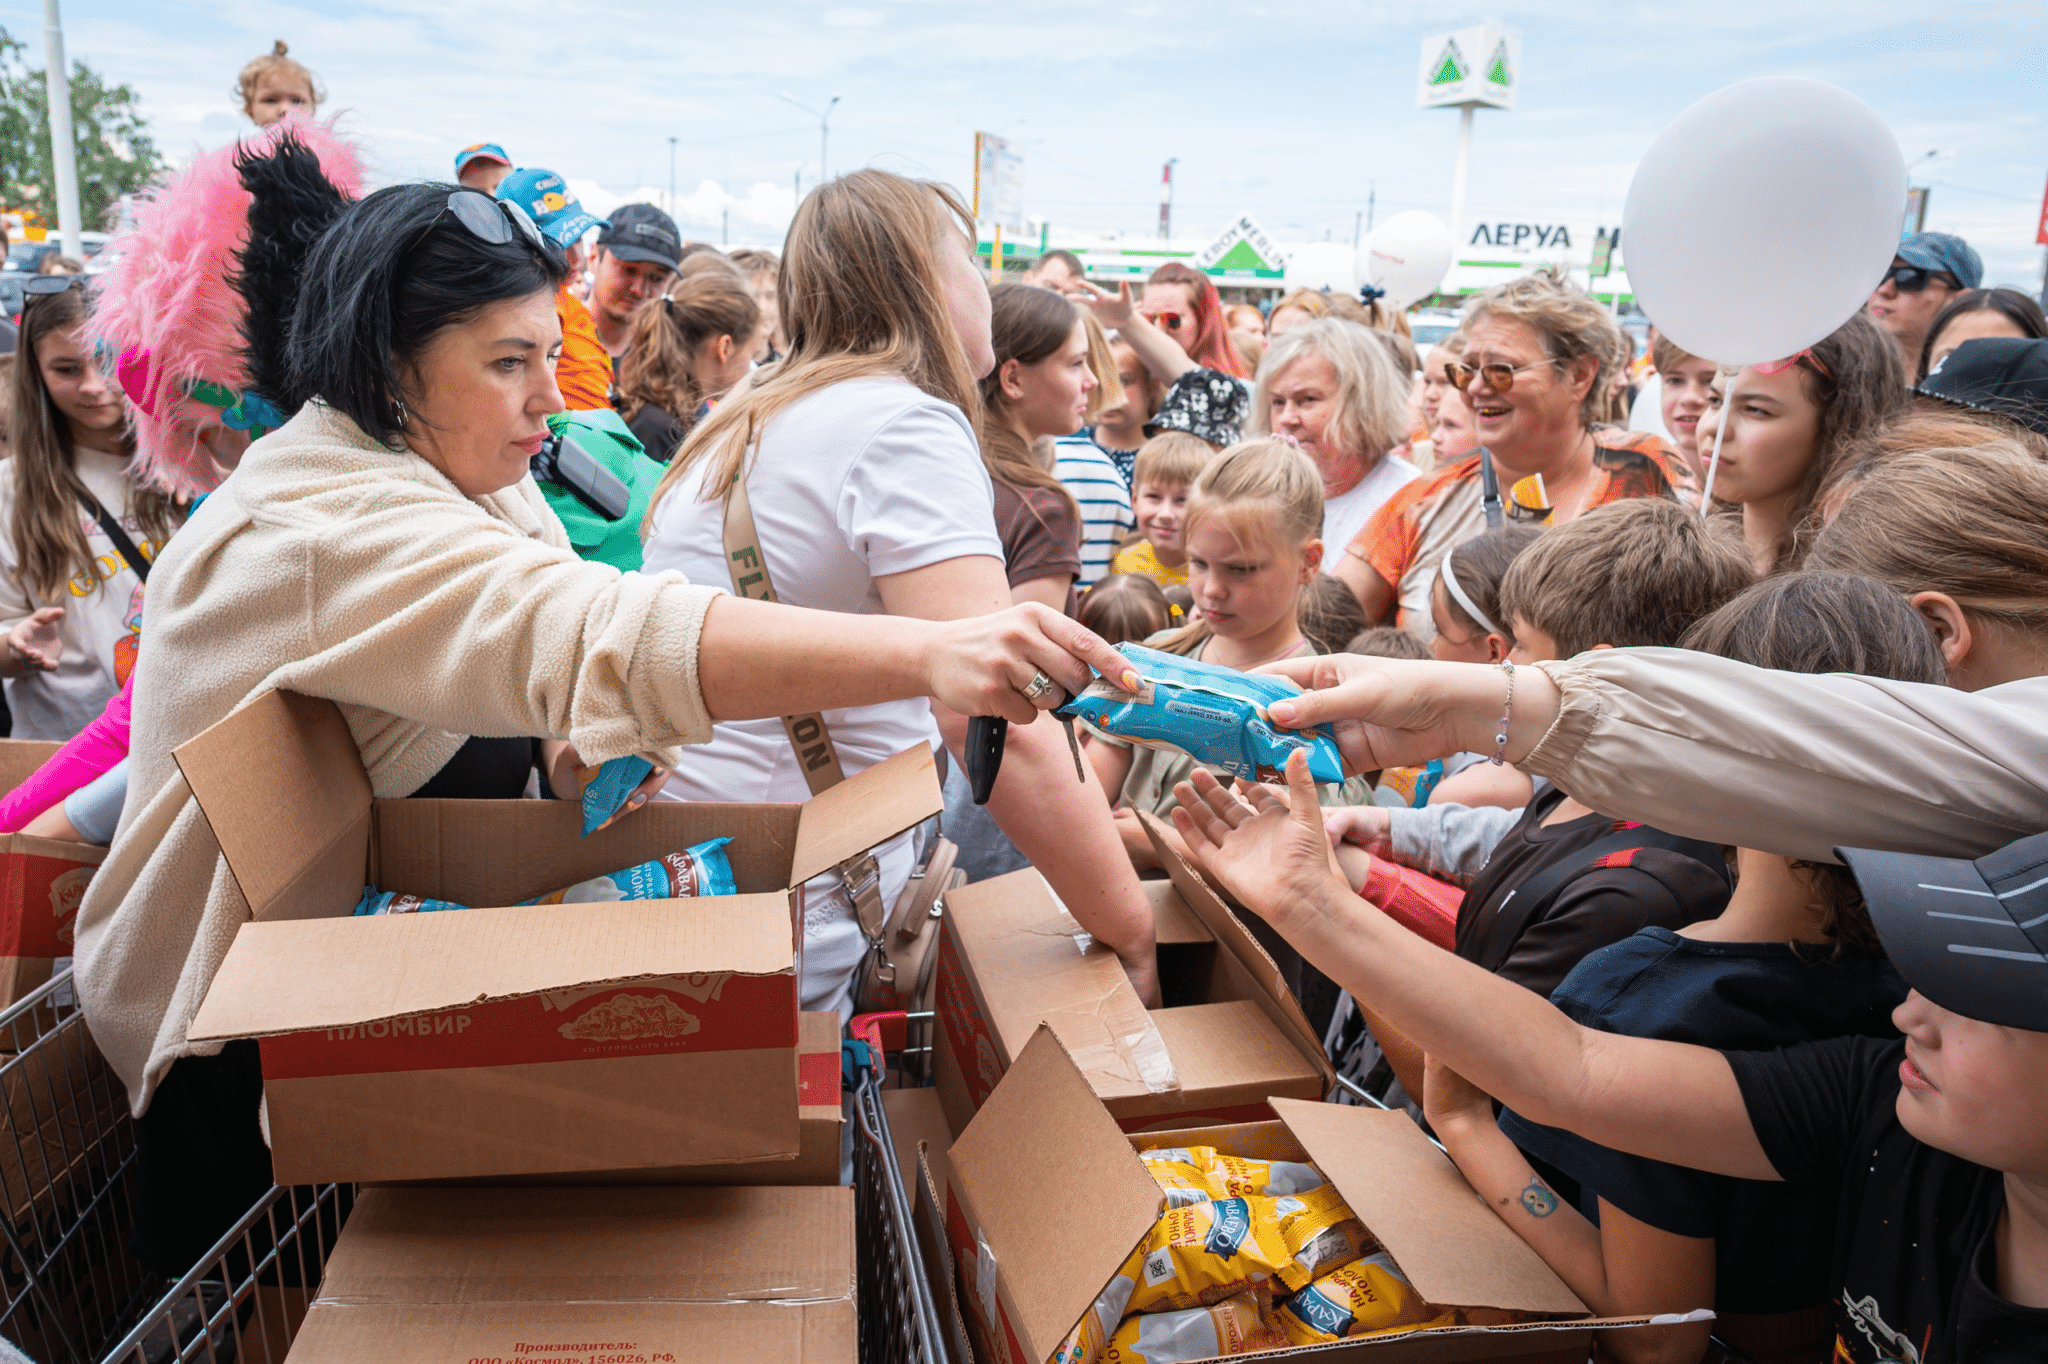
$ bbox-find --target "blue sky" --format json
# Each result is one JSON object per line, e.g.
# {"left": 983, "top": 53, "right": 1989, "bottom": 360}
{"left": 9, "top": 0, "right": 2047, "bottom": 287}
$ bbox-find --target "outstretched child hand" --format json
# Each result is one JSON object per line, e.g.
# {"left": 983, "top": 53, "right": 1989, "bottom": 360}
{"left": 1169, "top": 750, "right": 1352, "bottom": 941}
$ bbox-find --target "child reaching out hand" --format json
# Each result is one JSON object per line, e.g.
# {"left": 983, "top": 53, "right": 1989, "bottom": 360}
{"left": 1437, "top": 572, "right": 1947, "bottom": 1364}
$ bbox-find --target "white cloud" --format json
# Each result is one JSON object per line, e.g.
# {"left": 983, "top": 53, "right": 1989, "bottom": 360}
{"left": 825, "top": 8, "right": 885, "bottom": 26}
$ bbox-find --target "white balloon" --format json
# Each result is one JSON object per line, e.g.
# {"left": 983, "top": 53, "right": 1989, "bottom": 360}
{"left": 1286, "top": 241, "right": 1358, "bottom": 294}
{"left": 1360, "top": 211, "right": 1453, "bottom": 310}
{"left": 1622, "top": 77, "right": 1904, "bottom": 367}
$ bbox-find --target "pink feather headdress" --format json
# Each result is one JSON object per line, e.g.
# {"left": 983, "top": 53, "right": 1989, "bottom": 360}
{"left": 88, "top": 115, "right": 367, "bottom": 497}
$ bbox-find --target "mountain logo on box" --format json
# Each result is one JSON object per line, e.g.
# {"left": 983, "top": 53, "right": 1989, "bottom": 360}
{"left": 1203, "top": 1197, "right": 1253, "bottom": 1258}
{"left": 558, "top": 991, "right": 701, "bottom": 1042}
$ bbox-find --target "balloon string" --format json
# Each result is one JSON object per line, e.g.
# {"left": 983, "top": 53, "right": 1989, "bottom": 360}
{"left": 1698, "top": 380, "right": 1731, "bottom": 515}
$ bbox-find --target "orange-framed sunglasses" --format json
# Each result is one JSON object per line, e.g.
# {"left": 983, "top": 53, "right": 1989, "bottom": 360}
{"left": 1444, "top": 358, "right": 1553, "bottom": 393}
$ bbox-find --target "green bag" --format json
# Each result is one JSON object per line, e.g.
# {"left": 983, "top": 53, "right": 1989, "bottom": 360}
{"left": 537, "top": 408, "right": 667, "bottom": 572}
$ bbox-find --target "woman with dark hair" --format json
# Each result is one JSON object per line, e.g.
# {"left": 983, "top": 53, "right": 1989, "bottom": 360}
{"left": 71, "top": 180, "right": 1129, "bottom": 1269}
{"left": 1694, "top": 310, "right": 1908, "bottom": 575}
{"left": 0, "top": 280, "right": 182, "bottom": 741}
{"left": 980, "top": 283, "right": 1088, "bottom": 609}
{"left": 1918, "top": 287, "right": 2048, "bottom": 381}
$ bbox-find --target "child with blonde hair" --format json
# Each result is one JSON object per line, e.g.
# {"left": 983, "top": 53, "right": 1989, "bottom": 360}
{"left": 1087, "top": 439, "right": 1347, "bottom": 869}
{"left": 1108, "top": 431, "right": 1215, "bottom": 587}
{"left": 236, "top": 42, "right": 322, "bottom": 126}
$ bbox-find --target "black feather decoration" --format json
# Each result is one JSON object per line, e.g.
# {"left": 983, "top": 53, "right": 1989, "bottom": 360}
{"left": 234, "top": 130, "right": 352, "bottom": 412}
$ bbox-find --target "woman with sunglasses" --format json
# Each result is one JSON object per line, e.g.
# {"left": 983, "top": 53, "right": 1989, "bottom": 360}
{"left": 1865, "top": 233, "right": 1982, "bottom": 369}
{"left": 1333, "top": 269, "right": 1694, "bottom": 638}
{"left": 1693, "top": 311, "right": 1905, "bottom": 576}
{"left": 71, "top": 180, "right": 1131, "bottom": 1270}
{"left": 0, "top": 277, "right": 183, "bottom": 741}
{"left": 1077, "top": 262, "right": 1254, "bottom": 449}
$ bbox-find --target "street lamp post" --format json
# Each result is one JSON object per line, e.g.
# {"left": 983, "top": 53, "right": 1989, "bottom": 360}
{"left": 41, "top": 0, "right": 83, "bottom": 259}
{"left": 781, "top": 91, "right": 842, "bottom": 191}
{"left": 668, "top": 136, "right": 678, "bottom": 217}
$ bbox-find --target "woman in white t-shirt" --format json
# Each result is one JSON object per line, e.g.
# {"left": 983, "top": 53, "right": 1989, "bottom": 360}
{"left": 1249, "top": 318, "right": 1418, "bottom": 554}
{"left": 642, "top": 169, "right": 1159, "bottom": 1018}
{"left": 0, "top": 280, "right": 184, "bottom": 739}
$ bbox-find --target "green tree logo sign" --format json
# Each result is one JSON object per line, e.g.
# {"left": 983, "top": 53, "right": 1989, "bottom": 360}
{"left": 1429, "top": 40, "right": 1468, "bottom": 87}
{"left": 0, "top": 27, "right": 162, "bottom": 232}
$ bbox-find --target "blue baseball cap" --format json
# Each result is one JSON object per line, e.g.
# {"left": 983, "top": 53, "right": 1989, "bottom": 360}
{"left": 1896, "top": 232, "right": 1983, "bottom": 291}
{"left": 453, "top": 142, "right": 511, "bottom": 177}
{"left": 496, "top": 168, "right": 608, "bottom": 249}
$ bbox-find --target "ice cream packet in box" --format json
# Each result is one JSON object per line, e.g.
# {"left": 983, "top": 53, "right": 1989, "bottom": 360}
{"left": 578, "top": 754, "right": 656, "bottom": 836}
{"left": 1057, "top": 643, "right": 1344, "bottom": 784}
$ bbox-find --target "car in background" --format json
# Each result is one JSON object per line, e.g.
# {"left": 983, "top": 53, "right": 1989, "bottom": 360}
{"left": 1408, "top": 307, "right": 1464, "bottom": 367}
{"left": 4, "top": 232, "right": 110, "bottom": 276}
{"left": 3, "top": 242, "right": 57, "bottom": 274}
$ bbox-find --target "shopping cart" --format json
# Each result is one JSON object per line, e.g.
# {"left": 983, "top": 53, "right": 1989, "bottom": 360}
{"left": 0, "top": 970, "right": 154, "bottom": 1363}
{"left": 97, "top": 1181, "right": 349, "bottom": 1364}
{"left": 847, "top": 1011, "right": 949, "bottom": 1364}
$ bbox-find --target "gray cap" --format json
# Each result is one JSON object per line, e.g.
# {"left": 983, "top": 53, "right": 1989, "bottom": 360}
{"left": 1839, "top": 831, "right": 2048, "bottom": 1030}
{"left": 596, "top": 203, "right": 681, "bottom": 270}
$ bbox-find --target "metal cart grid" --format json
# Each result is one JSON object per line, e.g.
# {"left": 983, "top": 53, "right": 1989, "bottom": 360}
{"left": 847, "top": 1011, "right": 947, "bottom": 1364}
{"left": 0, "top": 971, "right": 154, "bottom": 1364}
{"left": 98, "top": 1180, "right": 349, "bottom": 1364}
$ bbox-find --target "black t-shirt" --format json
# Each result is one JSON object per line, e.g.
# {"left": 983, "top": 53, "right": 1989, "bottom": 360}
{"left": 627, "top": 402, "right": 689, "bottom": 464}
{"left": 1455, "top": 786, "right": 1731, "bottom": 998}
{"left": 406, "top": 736, "right": 537, "bottom": 800}
{"left": 1500, "top": 929, "right": 1908, "bottom": 1312}
{"left": 1729, "top": 1037, "right": 2048, "bottom": 1362}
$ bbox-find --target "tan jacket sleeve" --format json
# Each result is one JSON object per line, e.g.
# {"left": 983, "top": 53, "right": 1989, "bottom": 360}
{"left": 1523, "top": 649, "right": 2048, "bottom": 862}
{"left": 271, "top": 477, "right": 718, "bottom": 768}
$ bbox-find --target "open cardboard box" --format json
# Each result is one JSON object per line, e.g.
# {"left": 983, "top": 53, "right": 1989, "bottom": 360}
{"left": 284, "top": 1184, "right": 856, "bottom": 1364}
{"left": 932, "top": 821, "right": 1332, "bottom": 1136}
{"left": 0, "top": 740, "right": 105, "bottom": 1008}
{"left": 944, "top": 1028, "right": 1691, "bottom": 1364}
{"left": 182, "top": 689, "right": 938, "bottom": 1185}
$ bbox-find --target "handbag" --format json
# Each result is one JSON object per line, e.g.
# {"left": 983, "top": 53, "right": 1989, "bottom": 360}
{"left": 721, "top": 468, "right": 962, "bottom": 1015}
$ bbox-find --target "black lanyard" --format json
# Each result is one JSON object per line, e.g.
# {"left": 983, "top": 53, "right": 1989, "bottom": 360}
{"left": 77, "top": 493, "right": 148, "bottom": 582}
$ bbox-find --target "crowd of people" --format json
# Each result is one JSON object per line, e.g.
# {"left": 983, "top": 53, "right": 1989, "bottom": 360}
{"left": 0, "top": 36, "right": 2041, "bottom": 1364}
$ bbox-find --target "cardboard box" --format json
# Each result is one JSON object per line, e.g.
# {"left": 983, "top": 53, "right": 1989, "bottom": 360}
{"left": 284, "top": 1184, "right": 856, "bottom": 1364}
{"left": 420, "top": 1009, "right": 847, "bottom": 1188}
{"left": 0, "top": 740, "right": 105, "bottom": 1007}
{"left": 182, "top": 689, "right": 939, "bottom": 1185}
{"left": 932, "top": 839, "right": 1332, "bottom": 1136}
{"left": 944, "top": 1028, "right": 1674, "bottom": 1364}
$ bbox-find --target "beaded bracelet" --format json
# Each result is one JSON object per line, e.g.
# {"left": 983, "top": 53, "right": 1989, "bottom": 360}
{"left": 1489, "top": 660, "right": 1515, "bottom": 766}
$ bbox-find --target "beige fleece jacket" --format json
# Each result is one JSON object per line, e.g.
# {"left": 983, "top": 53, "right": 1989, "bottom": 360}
{"left": 1526, "top": 649, "right": 2048, "bottom": 863}
{"left": 73, "top": 402, "right": 721, "bottom": 1114}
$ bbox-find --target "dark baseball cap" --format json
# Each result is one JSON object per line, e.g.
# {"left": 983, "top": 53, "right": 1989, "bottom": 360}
{"left": 1916, "top": 337, "right": 2048, "bottom": 435}
{"left": 1895, "top": 232, "right": 1983, "bottom": 291}
{"left": 1839, "top": 831, "right": 2048, "bottom": 1031}
{"left": 596, "top": 204, "right": 681, "bottom": 270}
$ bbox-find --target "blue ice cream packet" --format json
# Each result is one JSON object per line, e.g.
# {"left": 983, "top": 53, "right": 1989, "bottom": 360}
{"left": 579, "top": 754, "right": 656, "bottom": 836}
{"left": 354, "top": 886, "right": 470, "bottom": 916}
{"left": 1056, "top": 643, "right": 1345, "bottom": 784}
{"left": 518, "top": 837, "right": 738, "bottom": 905}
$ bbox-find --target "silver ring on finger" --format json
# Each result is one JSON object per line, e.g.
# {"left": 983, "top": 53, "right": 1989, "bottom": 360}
{"left": 1020, "top": 670, "right": 1055, "bottom": 701}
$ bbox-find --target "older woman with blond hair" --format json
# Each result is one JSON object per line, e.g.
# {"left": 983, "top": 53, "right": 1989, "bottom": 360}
{"left": 1248, "top": 317, "right": 1418, "bottom": 552}
{"left": 1334, "top": 267, "right": 1695, "bottom": 636}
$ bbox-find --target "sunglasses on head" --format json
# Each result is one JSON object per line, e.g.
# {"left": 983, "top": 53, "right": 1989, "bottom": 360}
{"left": 413, "top": 190, "right": 549, "bottom": 259}
{"left": 1445, "top": 358, "right": 1553, "bottom": 393}
{"left": 21, "top": 275, "right": 86, "bottom": 299}
{"left": 1141, "top": 309, "right": 1186, "bottom": 330}
{"left": 1881, "top": 263, "right": 1957, "bottom": 295}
